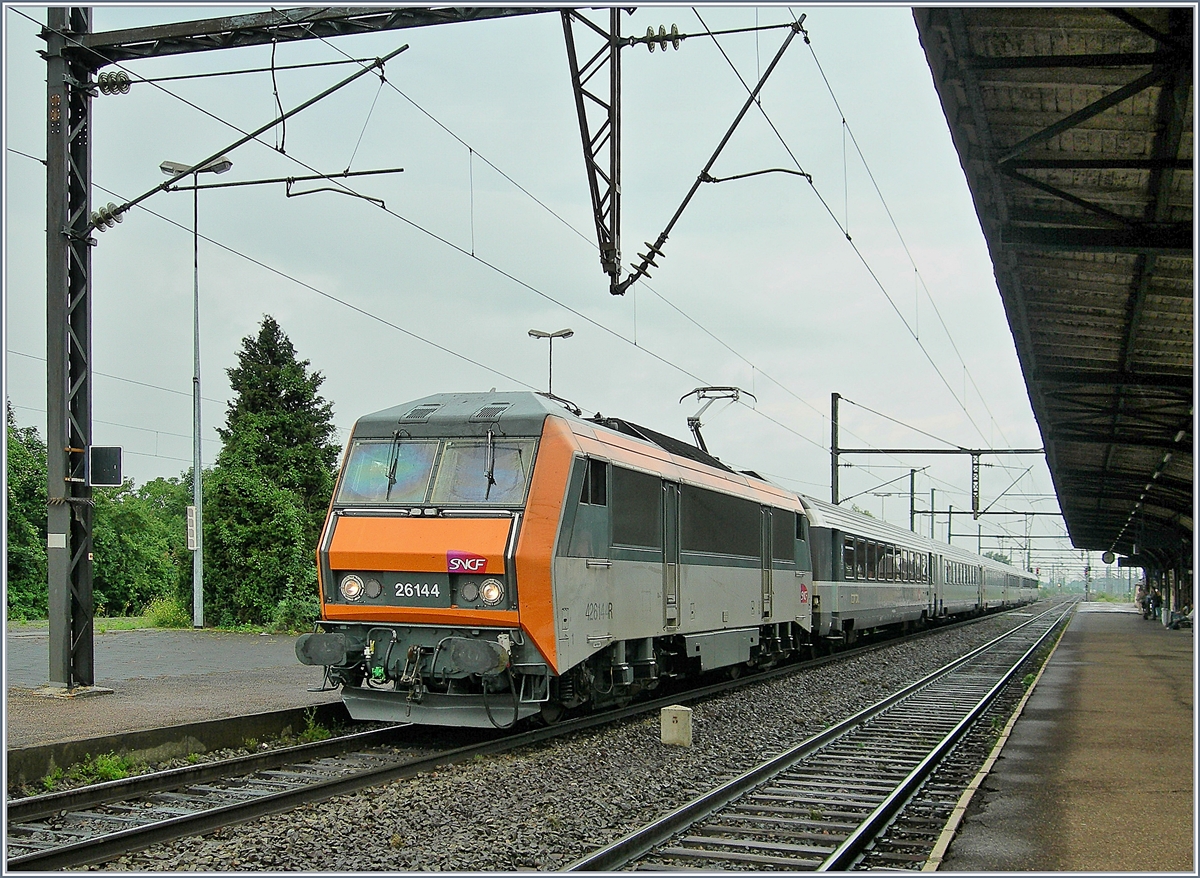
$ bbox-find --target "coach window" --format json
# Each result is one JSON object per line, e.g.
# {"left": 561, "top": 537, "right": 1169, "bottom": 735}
{"left": 844, "top": 536, "right": 856, "bottom": 580}
{"left": 612, "top": 466, "right": 662, "bottom": 549}
{"left": 884, "top": 545, "right": 895, "bottom": 581}
{"left": 865, "top": 541, "right": 876, "bottom": 580}
{"left": 856, "top": 538, "right": 867, "bottom": 579}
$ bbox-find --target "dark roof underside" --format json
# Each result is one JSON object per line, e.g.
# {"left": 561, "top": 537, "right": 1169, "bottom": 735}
{"left": 915, "top": 7, "right": 1194, "bottom": 568}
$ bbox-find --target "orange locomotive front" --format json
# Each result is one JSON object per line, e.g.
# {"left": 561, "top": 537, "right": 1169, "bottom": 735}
{"left": 297, "top": 392, "right": 576, "bottom": 728}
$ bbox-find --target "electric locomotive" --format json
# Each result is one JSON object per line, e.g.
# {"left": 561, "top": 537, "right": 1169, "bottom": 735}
{"left": 297, "top": 392, "right": 815, "bottom": 727}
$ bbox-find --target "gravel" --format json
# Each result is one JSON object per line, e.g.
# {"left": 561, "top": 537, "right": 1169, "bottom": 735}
{"left": 96, "top": 612, "right": 1035, "bottom": 872}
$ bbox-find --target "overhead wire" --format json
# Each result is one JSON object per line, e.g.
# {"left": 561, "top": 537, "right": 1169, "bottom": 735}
{"left": 22, "top": 10, "right": 1065, "bottom": 560}
{"left": 701, "top": 7, "right": 992, "bottom": 442}
{"left": 6, "top": 348, "right": 225, "bottom": 404}
{"left": 17, "top": 10, "right": 962, "bottom": 510}
{"left": 788, "top": 6, "right": 1050, "bottom": 500}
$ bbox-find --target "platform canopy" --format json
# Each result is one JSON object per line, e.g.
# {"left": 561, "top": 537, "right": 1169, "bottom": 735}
{"left": 914, "top": 8, "right": 1193, "bottom": 570}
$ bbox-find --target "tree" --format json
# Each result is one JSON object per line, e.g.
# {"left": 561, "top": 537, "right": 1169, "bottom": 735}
{"left": 983, "top": 551, "right": 1012, "bottom": 565}
{"left": 6, "top": 402, "right": 48, "bottom": 620}
{"left": 204, "top": 316, "right": 339, "bottom": 626}
{"left": 91, "top": 477, "right": 191, "bottom": 616}
{"left": 217, "top": 315, "right": 339, "bottom": 543}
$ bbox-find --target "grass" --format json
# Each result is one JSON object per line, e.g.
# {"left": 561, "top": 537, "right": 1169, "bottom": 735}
{"left": 42, "top": 752, "right": 138, "bottom": 792}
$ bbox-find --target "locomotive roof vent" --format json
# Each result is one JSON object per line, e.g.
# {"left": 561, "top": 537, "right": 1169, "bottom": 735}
{"left": 400, "top": 403, "right": 442, "bottom": 422}
{"left": 470, "top": 402, "right": 512, "bottom": 422}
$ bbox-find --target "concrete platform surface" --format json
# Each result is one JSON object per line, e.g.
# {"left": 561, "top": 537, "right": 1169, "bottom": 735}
{"left": 5, "top": 628, "right": 338, "bottom": 749}
{"left": 943, "top": 600, "right": 1194, "bottom": 872}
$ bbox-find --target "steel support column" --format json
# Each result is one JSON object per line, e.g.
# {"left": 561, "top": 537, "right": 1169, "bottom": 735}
{"left": 831, "top": 392, "right": 840, "bottom": 505}
{"left": 45, "top": 6, "right": 95, "bottom": 688}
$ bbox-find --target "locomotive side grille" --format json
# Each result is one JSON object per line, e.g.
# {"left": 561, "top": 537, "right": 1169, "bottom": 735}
{"left": 470, "top": 402, "right": 511, "bottom": 422}
{"left": 400, "top": 403, "right": 442, "bottom": 422}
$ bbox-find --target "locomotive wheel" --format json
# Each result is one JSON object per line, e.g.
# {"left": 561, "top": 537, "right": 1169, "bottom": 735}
{"left": 539, "top": 701, "right": 566, "bottom": 725}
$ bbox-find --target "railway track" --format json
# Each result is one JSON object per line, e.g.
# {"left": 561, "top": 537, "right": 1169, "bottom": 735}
{"left": 4, "top": 605, "right": 1046, "bottom": 871}
{"left": 566, "top": 601, "right": 1073, "bottom": 871}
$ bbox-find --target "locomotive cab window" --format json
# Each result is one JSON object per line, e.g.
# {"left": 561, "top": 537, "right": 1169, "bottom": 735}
{"left": 580, "top": 457, "right": 607, "bottom": 506}
{"left": 564, "top": 456, "right": 610, "bottom": 559}
{"left": 336, "top": 438, "right": 438, "bottom": 504}
{"left": 430, "top": 437, "right": 537, "bottom": 505}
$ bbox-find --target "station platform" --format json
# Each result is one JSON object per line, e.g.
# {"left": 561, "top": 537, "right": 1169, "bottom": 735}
{"left": 5, "top": 627, "right": 338, "bottom": 751}
{"left": 941, "top": 600, "right": 1194, "bottom": 872}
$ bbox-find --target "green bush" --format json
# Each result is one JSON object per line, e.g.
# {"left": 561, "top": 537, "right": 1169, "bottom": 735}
{"left": 7, "top": 404, "right": 48, "bottom": 621}
{"left": 272, "top": 592, "right": 320, "bottom": 633}
{"left": 144, "top": 596, "right": 191, "bottom": 628}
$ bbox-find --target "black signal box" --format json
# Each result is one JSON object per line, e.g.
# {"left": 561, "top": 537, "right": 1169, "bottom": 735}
{"left": 89, "top": 446, "right": 123, "bottom": 487}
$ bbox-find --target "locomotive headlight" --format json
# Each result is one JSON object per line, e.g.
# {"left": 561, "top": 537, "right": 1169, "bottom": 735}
{"left": 479, "top": 578, "right": 504, "bottom": 606}
{"left": 339, "top": 574, "right": 365, "bottom": 602}
{"left": 364, "top": 578, "right": 383, "bottom": 599}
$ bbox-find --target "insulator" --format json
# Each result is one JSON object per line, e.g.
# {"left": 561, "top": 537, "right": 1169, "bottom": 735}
{"left": 658, "top": 25, "right": 668, "bottom": 50}
{"left": 90, "top": 202, "right": 122, "bottom": 230}
{"left": 645, "top": 26, "right": 656, "bottom": 52}
{"left": 97, "top": 70, "right": 130, "bottom": 96}
{"left": 671, "top": 24, "right": 681, "bottom": 50}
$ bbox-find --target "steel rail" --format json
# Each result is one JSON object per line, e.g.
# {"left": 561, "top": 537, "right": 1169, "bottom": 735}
{"left": 7, "top": 725, "right": 411, "bottom": 824}
{"left": 816, "top": 606, "right": 1069, "bottom": 869}
{"left": 6, "top": 605, "right": 1041, "bottom": 871}
{"left": 564, "top": 601, "right": 1072, "bottom": 871}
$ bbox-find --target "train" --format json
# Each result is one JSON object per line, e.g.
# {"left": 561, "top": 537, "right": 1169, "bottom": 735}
{"left": 296, "top": 392, "right": 1040, "bottom": 728}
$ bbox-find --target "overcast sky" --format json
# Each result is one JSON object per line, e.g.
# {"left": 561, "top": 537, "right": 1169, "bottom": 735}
{"left": 4, "top": 3, "right": 1104, "bottom": 581}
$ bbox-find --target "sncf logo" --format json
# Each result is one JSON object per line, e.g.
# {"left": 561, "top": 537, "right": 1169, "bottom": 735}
{"left": 447, "top": 551, "right": 488, "bottom": 573}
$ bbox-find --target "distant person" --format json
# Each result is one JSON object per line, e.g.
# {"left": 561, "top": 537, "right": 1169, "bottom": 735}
{"left": 1149, "top": 589, "right": 1163, "bottom": 621}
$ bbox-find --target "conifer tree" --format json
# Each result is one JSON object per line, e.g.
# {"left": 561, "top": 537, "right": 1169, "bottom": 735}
{"left": 204, "top": 316, "right": 339, "bottom": 626}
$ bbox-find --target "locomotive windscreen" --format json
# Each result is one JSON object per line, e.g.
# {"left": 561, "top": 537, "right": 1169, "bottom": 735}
{"left": 336, "top": 437, "right": 537, "bottom": 506}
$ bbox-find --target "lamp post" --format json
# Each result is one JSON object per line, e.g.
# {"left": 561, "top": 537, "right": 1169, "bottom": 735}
{"left": 528, "top": 328, "right": 573, "bottom": 396}
{"left": 161, "top": 156, "right": 232, "bottom": 628}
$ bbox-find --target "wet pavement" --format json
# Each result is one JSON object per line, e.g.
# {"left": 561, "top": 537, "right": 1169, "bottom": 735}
{"left": 942, "top": 601, "right": 1194, "bottom": 872}
{"left": 5, "top": 628, "right": 338, "bottom": 749}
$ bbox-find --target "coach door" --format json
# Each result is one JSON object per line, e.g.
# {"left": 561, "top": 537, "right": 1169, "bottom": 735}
{"left": 663, "top": 481, "right": 681, "bottom": 628}
{"left": 760, "top": 507, "right": 773, "bottom": 619}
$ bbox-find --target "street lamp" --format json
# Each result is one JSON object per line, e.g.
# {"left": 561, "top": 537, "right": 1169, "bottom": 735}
{"left": 528, "top": 328, "right": 573, "bottom": 396}
{"left": 161, "top": 155, "right": 232, "bottom": 627}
